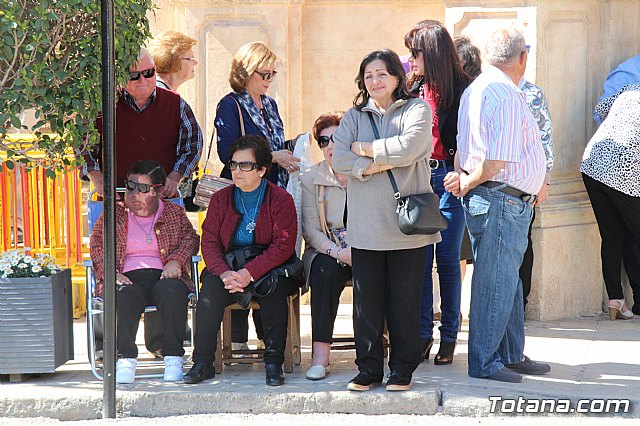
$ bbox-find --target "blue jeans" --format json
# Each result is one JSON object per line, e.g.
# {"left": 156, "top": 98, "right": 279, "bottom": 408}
{"left": 463, "top": 184, "right": 533, "bottom": 378}
{"left": 420, "top": 163, "right": 465, "bottom": 342}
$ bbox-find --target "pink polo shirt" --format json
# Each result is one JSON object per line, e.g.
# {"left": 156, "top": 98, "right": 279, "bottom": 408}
{"left": 122, "top": 202, "right": 165, "bottom": 273}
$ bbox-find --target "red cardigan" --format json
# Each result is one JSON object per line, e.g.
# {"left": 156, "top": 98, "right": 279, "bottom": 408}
{"left": 201, "top": 180, "right": 297, "bottom": 281}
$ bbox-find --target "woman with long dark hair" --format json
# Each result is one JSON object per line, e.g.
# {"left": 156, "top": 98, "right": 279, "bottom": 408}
{"left": 404, "top": 22, "right": 470, "bottom": 365}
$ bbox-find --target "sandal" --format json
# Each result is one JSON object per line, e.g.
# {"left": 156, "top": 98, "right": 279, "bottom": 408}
{"left": 434, "top": 341, "right": 456, "bottom": 365}
{"left": 607, "top": 299, "right": 633, "bottom": 320}
{"left": 421, "top": 337, "right": 434, "bottom": 361}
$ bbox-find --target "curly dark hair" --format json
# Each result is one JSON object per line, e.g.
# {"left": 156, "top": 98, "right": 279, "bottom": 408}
{"left": 353, "top": 49, "right": 413, "bottom": 110}
{"left": 454, "top": 36, "right": 482, "bottom": 81}
{"left": 227, "top": 135, "right": 273, "bottom": 174}
{"left": 127, "top": 160, "right": 167, "bottom": 185}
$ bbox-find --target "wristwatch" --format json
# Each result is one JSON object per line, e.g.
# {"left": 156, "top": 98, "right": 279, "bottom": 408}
{"left": 358, "top": 142, "right": 366, "bottom": 156}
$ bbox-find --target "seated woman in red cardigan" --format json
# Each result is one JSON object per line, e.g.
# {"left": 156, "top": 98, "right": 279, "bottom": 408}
{"left": 184, "top": 135, "right": 299, "bottom": 386}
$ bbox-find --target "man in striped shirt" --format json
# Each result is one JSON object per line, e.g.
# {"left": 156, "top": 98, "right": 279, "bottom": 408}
{"left": 444, "top": 27, "right": 549, "bottom": 383}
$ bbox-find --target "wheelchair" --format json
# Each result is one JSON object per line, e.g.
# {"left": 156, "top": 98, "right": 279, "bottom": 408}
{"left": 84, "top": 189, "right": 200, "bottom": 380}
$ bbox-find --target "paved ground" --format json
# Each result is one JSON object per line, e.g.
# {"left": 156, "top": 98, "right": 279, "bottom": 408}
{"left": 1, "top": 302, "right": 639, "bottom": 421}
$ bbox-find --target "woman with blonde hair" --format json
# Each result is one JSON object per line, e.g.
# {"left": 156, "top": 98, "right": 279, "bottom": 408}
{"left": 148, "top": 31, "right": 198, "bottom": 92}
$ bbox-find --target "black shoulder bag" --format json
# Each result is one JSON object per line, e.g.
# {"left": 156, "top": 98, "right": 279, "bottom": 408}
{"left": 367, "top": 112, "right": 447, "bottom": 235}
{"left": 224, "top": 245, "right": 304, "bottom": 308}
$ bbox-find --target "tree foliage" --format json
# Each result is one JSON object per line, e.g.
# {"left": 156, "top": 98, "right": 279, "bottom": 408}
{"left": 0, "top": 0, "right": 154, "bottom": 173}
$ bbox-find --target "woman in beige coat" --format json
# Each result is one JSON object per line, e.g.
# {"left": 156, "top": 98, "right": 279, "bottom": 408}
{"left": 300, "top": 112, "right": 349, "bottom": 381}
{"left": 332, "top": 49, "right": 440, "bottom": 392}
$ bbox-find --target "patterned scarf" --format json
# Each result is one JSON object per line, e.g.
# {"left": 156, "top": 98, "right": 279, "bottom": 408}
{"left": 234, "top": 90, "right": 288, "bottom": 188}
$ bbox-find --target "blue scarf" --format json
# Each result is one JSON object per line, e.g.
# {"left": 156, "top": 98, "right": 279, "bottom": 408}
{"left": 234, "top": 90, "right": 288, "bottom": 188}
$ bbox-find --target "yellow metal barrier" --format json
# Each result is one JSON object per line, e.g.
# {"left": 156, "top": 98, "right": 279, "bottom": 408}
{"left": 1, "top": 135, "right": 86, "bottom": 317}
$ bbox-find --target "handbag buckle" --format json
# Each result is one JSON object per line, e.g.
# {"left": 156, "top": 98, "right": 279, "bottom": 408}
{"left": 394, "top": 191, "right": 402, "bottom": 200}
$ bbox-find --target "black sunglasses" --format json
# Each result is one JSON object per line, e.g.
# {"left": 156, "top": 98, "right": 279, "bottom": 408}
{"left": 125, "top": 180, "right": 162, "bottom": 193}
{"left": 317, "top": 134, "right": 334, "bottom": 148}
{"left": 254, "top": 70, "right": 277, "bottom": 81}
{"left": 410, "top": 48, "right": 421, "bottom": 59}
{"left": 229, "top": 160, "right": 258, "bottom": 172}
{"left": 129, "top": 68, "right": 156, "bottom": 81}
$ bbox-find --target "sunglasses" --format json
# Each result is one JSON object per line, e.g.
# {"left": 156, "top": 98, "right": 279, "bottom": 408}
{"left": 522, "top": 45, "right": 531, "bottom": 54}
{"left": 181, "top": 57, "right": 197, "bottom": 62}
{"left": 125, "top": 180, "right": 162, "bottom": 193}
{"left": 229, "top": 160, "right": 259, "bottom": 172}
{"left": 317, "top": 134, "right": 334, "bottom": 148}
{"left": 410, "top": 48, "right": 421, "bottom": 59}
{"left": 129, "top": 68, "right": 156, "bottom": 81}
{"left": 254, "top": 70, "right": 278, "bottom": 81}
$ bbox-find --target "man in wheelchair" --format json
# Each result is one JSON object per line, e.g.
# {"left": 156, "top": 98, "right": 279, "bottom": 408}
{"left": 90, "top": 160, "right": 200, "bottom": 383}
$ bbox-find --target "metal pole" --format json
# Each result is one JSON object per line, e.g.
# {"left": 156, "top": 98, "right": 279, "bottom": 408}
{"left": 100, "top": 0, "right": 116, "bottom": 418}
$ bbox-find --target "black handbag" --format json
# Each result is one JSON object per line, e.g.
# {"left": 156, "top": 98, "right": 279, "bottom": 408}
{"left": 367, "top": 112, "right": 447, "bottom": 236}
{"left": 224, "top": 246, "right": 303, "bottom": 308}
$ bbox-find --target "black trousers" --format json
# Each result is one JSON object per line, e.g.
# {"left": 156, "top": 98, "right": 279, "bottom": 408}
{"left": 583, "top": 174, "right": 640, "bottom": 300}
{"left": 116, "top": 268, "right": 189, "bottom": 359}
{"left": 351, "top": 246, "right": 427, "bottom": 378}
{"left": 192, "top": 269, "right": 298, "bottom": 366}
{"left": 231, "top": 309, "right": 264, "bottom": 343}
{"left": 519, "top": 208, "right": 535, "bottom": 306}
{"left": 309, "top": 254, "right": 352, "bottom": 343}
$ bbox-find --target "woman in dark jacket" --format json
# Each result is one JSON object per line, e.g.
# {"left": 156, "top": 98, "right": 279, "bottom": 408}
{"left": 405, "top": 21, "right": 470, "bottom": 365}
{"left": 184, "top": 136, "right": 299, "bottom": 386}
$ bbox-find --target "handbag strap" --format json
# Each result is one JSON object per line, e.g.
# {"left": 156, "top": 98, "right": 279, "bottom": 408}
{"left": 367, "top": 112, "right": 402, "bottom": 201}
{"left": 317, "top": 185, "right": 341, "bottom": 246}
{"left": 232, "top": 97, "right": 246, "bottom": 136}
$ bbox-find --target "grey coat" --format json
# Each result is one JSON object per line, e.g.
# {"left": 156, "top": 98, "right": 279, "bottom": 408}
{"left": 332, "top": 97, "right": 441, "bottom": 250}
{"left": 299, "top": 160, "right": 348, "bottom": 293}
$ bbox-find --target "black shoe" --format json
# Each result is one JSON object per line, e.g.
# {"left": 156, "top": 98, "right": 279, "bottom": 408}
{"left": 386, "top": 372, "right": 413, "bottom": 391}
{"left": 434, "top": 340, "right": 456, "bottom": 365}
{"left": 504, "top": 356, "right": 551, "bottom": 375}
{"left": 346, "top": 371, "right": 382, "bottom": 391}
{"left": 265, "top": 363, "right": 285, "bottom": 386}
{"left": 183, "top": 362, "right": 216, "bottom": 384}
{"left": 484, "top": 367, "right": 522, "bottom": 383}
{"left": 421, "top": 337, "right": 434, "bottom": 361}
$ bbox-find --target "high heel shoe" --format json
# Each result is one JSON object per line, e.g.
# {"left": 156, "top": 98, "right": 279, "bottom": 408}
{"left": 607, "top": 299, "right": 633, "bottom": 320}
{"left": 421, "top": 337, "right": 434, "bottom": 361}
{"left": 434, "top": 341, "right": 456, "bottom": 365}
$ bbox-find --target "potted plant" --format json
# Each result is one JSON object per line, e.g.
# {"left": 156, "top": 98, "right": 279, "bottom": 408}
{"left": 0, "top": 248, "right": 73, "bottom": 382}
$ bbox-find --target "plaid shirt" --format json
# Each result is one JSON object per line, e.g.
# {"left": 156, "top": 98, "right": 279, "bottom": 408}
{"left": 89, "top": 200, "right": 200, "bottom": 297}
{"left": 81, "top": 89, "right": 203, "bottom": 178}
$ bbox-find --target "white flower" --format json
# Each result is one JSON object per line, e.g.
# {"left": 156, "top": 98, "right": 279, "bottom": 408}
{"left": 31, "top": 265, "right": 42, "bottom": 273}
{"left": 23, "top": 256, "right": 33, "bottom": 264}
{"left": 18, "top": 263, "right": 27, "bottom": 269}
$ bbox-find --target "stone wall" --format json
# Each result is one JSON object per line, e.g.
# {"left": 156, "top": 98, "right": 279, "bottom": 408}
{"left": 148, "top": 0, "right": 640, "bottom": 319}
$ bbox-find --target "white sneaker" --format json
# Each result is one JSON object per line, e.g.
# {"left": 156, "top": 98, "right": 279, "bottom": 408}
{"left": 116, "top": 358, "right": 137, "bottom": 384}
{"left": 163, "top": 356, "right": 184, "bottom": 382}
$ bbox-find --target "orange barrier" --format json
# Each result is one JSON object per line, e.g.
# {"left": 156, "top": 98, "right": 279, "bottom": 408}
{"left": 1, "top": 135, "right": 86, "bottom": 317}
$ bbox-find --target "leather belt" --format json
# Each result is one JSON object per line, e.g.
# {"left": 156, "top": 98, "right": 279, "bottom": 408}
{"left": 481, "top": 181, "right": 537, "bottom": 204}
{"left": 429, "top": 159, "right": 454, "bottom": 169}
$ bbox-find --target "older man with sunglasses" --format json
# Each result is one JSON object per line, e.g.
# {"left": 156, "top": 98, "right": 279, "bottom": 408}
{"left": 80, "top": 48, "right": 203, "bottom": 199}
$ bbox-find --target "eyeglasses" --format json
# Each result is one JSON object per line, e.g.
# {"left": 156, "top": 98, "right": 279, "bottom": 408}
{"left": 124, "top": 180, "right": 163, "bottom": 193}
{"left": 129, "top": 68, "right": 156, "bottom": 81}
{"left": 254, "top": 70, "right": 278, "bottom": 81}
{"left": 317, "top": 134, "right": 334, "bottom": 148}
{"left": 181, "top": 57, "right": 197, "bottom": 62}
{"left": 410, "top": 48, "right": 421, "bottom": 59}
{"left": 229, "top": 160, "right": 258, "bottom": 171}
{"left": 522, "top": 45, "right": 531, "bottom": 54}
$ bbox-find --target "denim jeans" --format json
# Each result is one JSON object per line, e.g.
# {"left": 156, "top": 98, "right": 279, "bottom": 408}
{"left": 463, "top": 184, "right": 533, "bottom": 378}
{"left": 420, "top": 163, "right": 465, "bottom": 342}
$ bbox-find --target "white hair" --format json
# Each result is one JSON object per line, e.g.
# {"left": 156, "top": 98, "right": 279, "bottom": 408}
{"left": 484, "top": 27, "right": 526, "bottom": 67}
{"left": 137, "top": 47, "right": 155, "bottom": 65}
